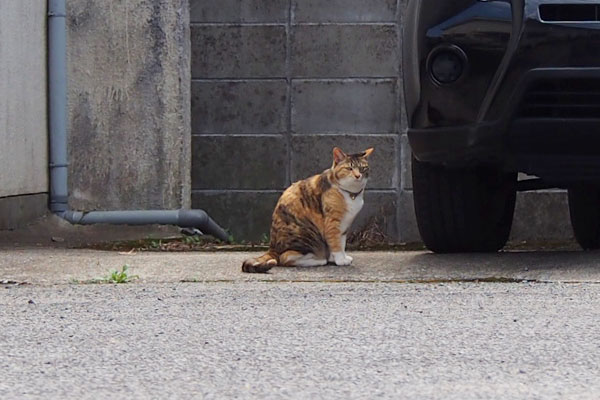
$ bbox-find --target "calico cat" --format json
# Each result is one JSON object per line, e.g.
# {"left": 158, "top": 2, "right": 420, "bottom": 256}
{"left": 242, "top": 146, "right": 374, "bottom": 273}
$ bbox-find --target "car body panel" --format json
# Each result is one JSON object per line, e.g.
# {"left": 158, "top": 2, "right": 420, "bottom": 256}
{"left": 404, "top": 0, "right": 600, "bottom": 182}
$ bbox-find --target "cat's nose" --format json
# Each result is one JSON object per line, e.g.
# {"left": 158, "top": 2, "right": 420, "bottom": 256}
{"left": 354, "top": 172, "right": 362, "bottom": 179}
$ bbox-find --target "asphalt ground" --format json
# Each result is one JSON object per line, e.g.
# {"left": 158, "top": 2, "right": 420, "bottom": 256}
{"left": 2, "top": 280, "right": 600, "bottom": 399}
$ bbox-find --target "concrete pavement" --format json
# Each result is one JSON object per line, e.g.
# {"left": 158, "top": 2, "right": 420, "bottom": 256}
{"left": 2, "top": 248, "right": 600, "bottom": 285}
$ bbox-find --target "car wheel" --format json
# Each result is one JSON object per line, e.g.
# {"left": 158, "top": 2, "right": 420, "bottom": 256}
{"left": 568, "top": 185, "right": 600, "bottom": 250}
{"left": 411, "top": 156, "right": 517, "bottom": 253}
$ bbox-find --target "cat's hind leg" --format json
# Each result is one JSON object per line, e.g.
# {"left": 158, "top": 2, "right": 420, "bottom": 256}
{"left": 280, "top": 250, "right": 327, "bottom": 267}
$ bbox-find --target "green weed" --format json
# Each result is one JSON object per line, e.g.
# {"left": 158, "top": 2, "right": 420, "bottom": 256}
{"left": 105, "top": 265, "right": 139, "bottom": 284}
{"left": 260, "top": 233, "right": 270, "bottom": 244}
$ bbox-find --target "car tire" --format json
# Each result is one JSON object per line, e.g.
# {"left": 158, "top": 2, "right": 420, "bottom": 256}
{"left": 568, "top": 185, "right": 600, "bottom": 250}
{"left": 411, "top": 156, "right": 517, "bottom": 253}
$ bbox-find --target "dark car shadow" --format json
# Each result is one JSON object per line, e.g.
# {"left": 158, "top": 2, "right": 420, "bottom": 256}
{"left": 265, "top": 244, "right": 600, "bottom": 282}
{"left": 398, "top": 248, "right": 600, "bottom": 281}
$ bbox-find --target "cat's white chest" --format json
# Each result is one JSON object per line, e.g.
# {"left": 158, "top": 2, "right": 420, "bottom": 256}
{"left": 340, "top": 191, "right": 364, "bottom": 234}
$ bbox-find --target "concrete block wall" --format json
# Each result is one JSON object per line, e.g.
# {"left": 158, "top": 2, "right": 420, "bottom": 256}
{"left": 190, "top": 0, "right": 410, "bottom": 242}
{"left": 190, "top": 0, "right": 573, "bottom": 243}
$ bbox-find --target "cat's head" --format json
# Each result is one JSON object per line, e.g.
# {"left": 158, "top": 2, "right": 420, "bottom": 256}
{"left": 331, "top": 147, "right": 374, "bottom": 191}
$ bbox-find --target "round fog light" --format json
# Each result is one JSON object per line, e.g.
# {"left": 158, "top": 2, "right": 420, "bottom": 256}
{"left": 428, "top": 45, "right": 467, "bottom": 85}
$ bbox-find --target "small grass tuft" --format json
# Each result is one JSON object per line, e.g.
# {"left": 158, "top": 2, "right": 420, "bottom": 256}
{"left": 260, "top": 233, "right": 270, "bottom": 244}
{"left": 105, "top": 265, "right": 139, "bottom": 284}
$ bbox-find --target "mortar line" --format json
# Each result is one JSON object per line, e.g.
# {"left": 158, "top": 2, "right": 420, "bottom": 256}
{"left": 191, "top": 78, "right": 287, "bottom": 82}
{"left": 285, "top": 0, "right": 293, "bottom": 186}
{"left": 293, "top": 22, "right": 397, "bottom": 26}
{"left": 192, "top": 132, "right": 398, "bottom": 139}
{"left": 395, "top": 0, "right": 404, "bottom": 241}
{"left": 192, "top": 190, "right": 284, "bottom": 194}
{"left": 190, "top": 22, "right": 397, "bottom": 27}
{"left": 289, "top": 133, "right": 399, "bottom": 137}
{"left": 290, "top": 77, "right": 398, "bottom": 82}
{"left": 192, "top": 77, "right": 399, "bottom": 81}
{"left": 192, "top": 133, "right": 399, "bottom": 137}
{"left": 192, "top": 133, "right": 288, "bottom": 137}
{"left": 190, "top": 22, "right": 286, "bottom": 27}
{"left": 191, "top": 189, "right": 398, "bottom": 194}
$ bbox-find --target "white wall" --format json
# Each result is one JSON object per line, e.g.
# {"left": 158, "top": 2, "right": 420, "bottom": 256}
{"left": 0, "top": 1, "right": 48, "bottom": 198}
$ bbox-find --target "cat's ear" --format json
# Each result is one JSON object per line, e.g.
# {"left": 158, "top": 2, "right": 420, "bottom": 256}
{"left": 332, "top": 147, "right": 346, "bottom": 164}
{"left": 363, "top": 148, "right": 374, "bottom": 158}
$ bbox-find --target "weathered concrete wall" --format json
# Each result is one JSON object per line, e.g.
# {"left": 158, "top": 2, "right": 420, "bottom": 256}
{"left": 0, "top": 1, "right": 48, "bottom": 198}
{"left": 190, "top": 0, "right": 574, "bottom": 243}
{"left": 67, "top": 0, "right": 191, "bottom": 210}
{"left": 0, "top": 1, "right": 49, "bottom": 229}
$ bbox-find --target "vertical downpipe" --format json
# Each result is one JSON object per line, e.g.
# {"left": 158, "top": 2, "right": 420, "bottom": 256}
{"left": 48, "top": 0, "right": 69, "bottom": 213}
{"left": 44, "top": 0, "right": 230, "bottom": 242}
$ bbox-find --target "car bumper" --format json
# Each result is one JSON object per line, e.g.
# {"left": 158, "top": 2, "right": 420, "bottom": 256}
{"left": 405, "top": 0, "right": 600, "bottom": 176}
{"left": 408, "top": 122, "right": 505, "bottom": 166}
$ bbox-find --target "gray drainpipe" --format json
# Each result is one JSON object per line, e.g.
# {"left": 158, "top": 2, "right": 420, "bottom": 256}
{"left": 47, "top": 0, "right": 229, "bottom": 242}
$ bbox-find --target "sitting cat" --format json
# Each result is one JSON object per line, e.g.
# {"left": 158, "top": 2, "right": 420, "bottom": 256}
{"left": 242, "top": 146, "right": 374, "bottom": 273}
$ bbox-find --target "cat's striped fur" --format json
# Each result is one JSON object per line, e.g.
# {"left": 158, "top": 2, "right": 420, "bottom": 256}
{"left": 242, "top": 147, "right": 373, "bottom": 273}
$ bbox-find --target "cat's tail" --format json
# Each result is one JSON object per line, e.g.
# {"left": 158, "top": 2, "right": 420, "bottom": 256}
{"left": 242, "top": 251, "right": 278, "bottom": 273}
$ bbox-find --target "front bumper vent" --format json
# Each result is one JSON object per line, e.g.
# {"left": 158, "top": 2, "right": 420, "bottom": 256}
{"left": 539, "top": 4, "right": 600, "bottom": 22}
{"left": 518, "top": 78, "right": 600, "bottom": 118}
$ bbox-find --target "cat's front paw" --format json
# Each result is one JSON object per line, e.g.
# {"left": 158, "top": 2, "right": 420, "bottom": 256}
{"left": 332, "top": 252, "right": 353, "bottom": 266}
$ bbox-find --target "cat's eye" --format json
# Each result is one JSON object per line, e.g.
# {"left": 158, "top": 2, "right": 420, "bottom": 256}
{"left": 345, "top": 167, "right": 353, "bottom": 171}
{"left": 359, "top": 166, "right": 369, "bottom": 173}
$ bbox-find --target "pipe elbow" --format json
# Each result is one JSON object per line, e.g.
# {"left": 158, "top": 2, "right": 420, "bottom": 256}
{"left": 178, "top": 209, "right": 230, "bottom": 242}
{"left": 177, "top": 209, "right": 209, "bottom": 228}
{"left": 57, "top": 210, "right": 81, "bottom": 224}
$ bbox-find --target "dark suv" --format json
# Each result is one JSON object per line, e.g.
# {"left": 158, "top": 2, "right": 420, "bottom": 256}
{"left": 404, "top": 0, "right": 600, "bottom": 251}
